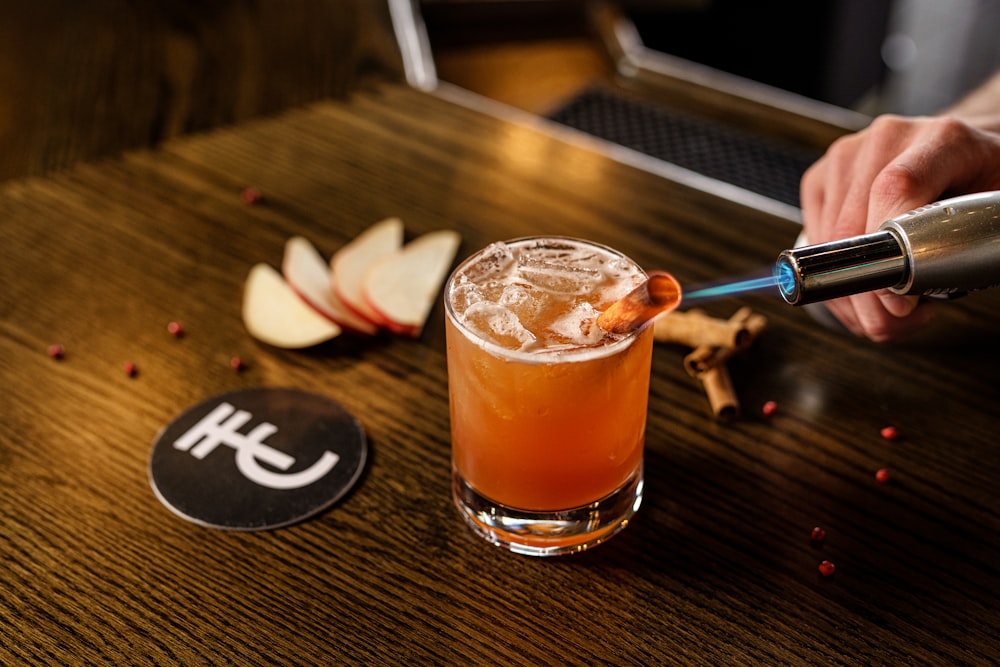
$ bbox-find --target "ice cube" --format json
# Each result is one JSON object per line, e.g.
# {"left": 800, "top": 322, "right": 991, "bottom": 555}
{"left": 449, "top": 278, "right": 484, "bottom": 316}
{"left": 478, "top": 278, "right": 510, "bottom": 304}
{"left": 499, "top": 281, "right": 543, "bottom": 312}
{"left": 516, "top": 257, "right": 603, "bottom": 295}
{"left": 548, "top": 301, "right": 605, "bottom": 346}
{"left": 499, "top": 282, "right": 530, "bottom": 308}
{"left": 602, "top": 256, "right": 633, "bottom": 280}
{"left": 461, "top": 242, "right": 514, "bottom": 283}
{"left": 460, "top": 301, "right": 537, "bottom": 351}
{"left": 497, "top": 281, "right": 548, "bottom": 334}
{"left": 598, "top": 271, "right": 646, "bottom": 306}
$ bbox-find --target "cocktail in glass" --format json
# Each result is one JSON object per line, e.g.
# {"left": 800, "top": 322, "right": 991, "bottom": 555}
{"left": 444, "top": 237, "right": 654, "bottom": 556}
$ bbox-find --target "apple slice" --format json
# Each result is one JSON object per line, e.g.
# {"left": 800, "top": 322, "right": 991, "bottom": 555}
{"left": 362, "top": 229, "right": 462, "bottom": 337}
{"left": 282, "top": 235, "right": 379, "bottom": 335}
{"left": 242, "top": 263, "right": 342, "bottom": 348}
{"left": 331, "top": 217, "right": 404, "bottom": 327}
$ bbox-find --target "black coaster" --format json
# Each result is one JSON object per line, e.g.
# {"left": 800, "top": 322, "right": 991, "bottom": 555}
{"left": 149, "top": 387, "right": 367, "bottom": 530}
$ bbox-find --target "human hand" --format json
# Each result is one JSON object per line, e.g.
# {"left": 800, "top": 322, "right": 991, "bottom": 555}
{"left": 799, "top": 114, "right": 1000, "bottom": 341}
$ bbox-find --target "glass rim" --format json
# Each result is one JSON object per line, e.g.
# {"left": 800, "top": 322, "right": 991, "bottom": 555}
{"left": 444, "top": 236, "right": 649, "bottom": 364}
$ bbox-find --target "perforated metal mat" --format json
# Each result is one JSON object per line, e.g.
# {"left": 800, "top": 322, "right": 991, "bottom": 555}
{"left": 547, "top": 87, "right": 818, "bottom": 208}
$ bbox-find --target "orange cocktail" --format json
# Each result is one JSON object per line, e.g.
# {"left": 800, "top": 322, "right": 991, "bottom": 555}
{"left": 445, "top": 237, "right": 654, "bottom": 556}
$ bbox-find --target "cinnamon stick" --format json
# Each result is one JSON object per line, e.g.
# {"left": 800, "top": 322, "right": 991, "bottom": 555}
{"left": 729, "top": 307, "right": 768, "bottom": 350}
{"left": 653, "top": 306, "right": 768, "bottom": 419}
{"left": 681, "top": 308, "right": 768, "bottom": 375}
{"left": 698, "top": 365, "right": 739, "bottom": 420}
{"left": 653, "top": 308, "right": 745, "bottom": 348}
{"left": 684, "top": 345, "right": 733, "bottom": 377}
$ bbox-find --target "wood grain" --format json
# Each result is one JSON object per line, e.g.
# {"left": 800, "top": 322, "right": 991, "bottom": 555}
{"left": 1, "top": 83, "right": 998, "bottom": 665}
{"left": 0, "top": 0, "right": 403, "bottom": 182}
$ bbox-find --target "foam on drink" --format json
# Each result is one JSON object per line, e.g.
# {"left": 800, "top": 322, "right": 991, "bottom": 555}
{"left": 447, "top": 238, "right": 646, "bottom": 360}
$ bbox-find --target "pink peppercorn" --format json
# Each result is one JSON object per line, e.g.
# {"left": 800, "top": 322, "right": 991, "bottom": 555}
{"left": 167, "top": 321, "right": 184, "bottom": 337}
{"left": 810, "top": 526, "right": 826, "bottom": 545}
{"left": 875, "top": 468, "right": 890, "bottom": 484}
{"left": 230, "top": 356, "right": 245, "bottom": 372}
{"left": 124, "top": 361, "right": 138, "bottom": 377}
{"left": 47, "top": 344, "right": 65, "bottom": 359}
{"left": 880, "top": 425, "right": 898, "bottom": 440}
{"left": 761, "top": 400, "right": 777, "bottom": 416}
{"left": 240, "top": 187, "right": 262, "bottom": 205}
{"left": 818, "top": 560, "right": 836, "bottom": 577}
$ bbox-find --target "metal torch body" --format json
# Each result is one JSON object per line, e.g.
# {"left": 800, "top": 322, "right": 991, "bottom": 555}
{"left": 776, "top": 191, "right": 1000, "bottom": 305}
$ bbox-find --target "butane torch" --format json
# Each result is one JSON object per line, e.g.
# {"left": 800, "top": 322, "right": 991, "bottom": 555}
{"left": 775, "top": 190, "right": 1000, "bottom": 305}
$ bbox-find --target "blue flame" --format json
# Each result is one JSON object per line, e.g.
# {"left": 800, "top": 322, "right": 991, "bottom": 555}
{"left": 682, "top": 267, "right": 781, "bottom": 305}
{"left": 776, "top": 261, "right": 798, "bottom": 299}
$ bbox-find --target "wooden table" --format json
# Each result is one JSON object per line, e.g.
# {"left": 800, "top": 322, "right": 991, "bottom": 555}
{"left": 2, "top": 82, "right": 998, "bottom": 665}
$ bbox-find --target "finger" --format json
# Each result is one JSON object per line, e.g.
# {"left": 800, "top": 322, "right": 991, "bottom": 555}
{"left": 799, "top": 160, "right": 824, "bottom": 229}
{"left": 876, "top": 301, "right": 938, "bottom": 340}
{"left": 801, "top": 133, "right": 865, "bottom": 243}
{"left": 833, "top": 117, "right": 922, "bottom": 237}
{"left": 877, "top": 292, "right": 919, "bottom": 317}
{"left": 865, "top": 149, "right": 949, "bottom": 229}
{"left": 823, "top": 297, "right": 866, "bottom": 338}
{"left": 848, "top": 291, "right": 895, "bottom": 340}
{"left": 865, "top": 119, "right": 1000, "bottom": 227}
{"left": 854, "top": 292, "right": 937, "bottom": 342}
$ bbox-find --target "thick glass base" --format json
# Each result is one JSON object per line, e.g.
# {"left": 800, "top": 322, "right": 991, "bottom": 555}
{"left": 452, "top": 466, "right": 643, "bottom": 557}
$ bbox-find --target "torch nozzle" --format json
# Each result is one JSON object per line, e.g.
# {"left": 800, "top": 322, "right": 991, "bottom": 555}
{"left": 775, "top": 231, "right": 907, "bottom": 305}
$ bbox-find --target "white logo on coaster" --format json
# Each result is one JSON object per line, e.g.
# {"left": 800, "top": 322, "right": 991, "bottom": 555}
{"left": 173, "top": 401, "right": 340, "bottom": 490}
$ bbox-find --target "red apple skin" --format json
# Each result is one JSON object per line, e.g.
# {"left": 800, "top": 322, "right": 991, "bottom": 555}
{"left": 334, "top": 284, "right": 393, "bottom": 329}
{"left": 330, "top": 217, "right": 404, "bottom": 329}
{"left": 289, "top": 284, "right": 379, "bottom": 336}
{"left": 281, "top": 235, "right": 380, "bottom": 335}
{"left": 362, "top": 296, "right": 421, "bottom": 337}
{"left": 361, "top": 229, "right": 461, "bottom": 337}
